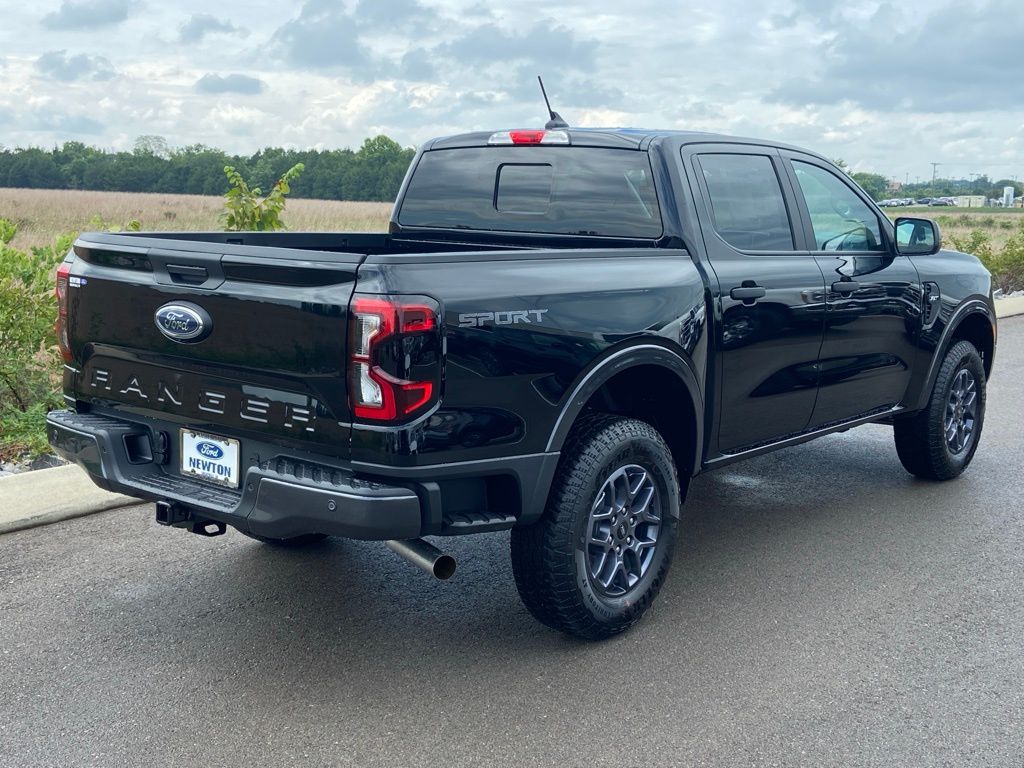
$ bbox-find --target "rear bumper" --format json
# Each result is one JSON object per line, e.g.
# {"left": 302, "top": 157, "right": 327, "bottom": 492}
{"left": 47, "top": 409, "right": 558, "bottom": 540}
{"left": 47, "top": 409, "right": 422, "bottom": 540}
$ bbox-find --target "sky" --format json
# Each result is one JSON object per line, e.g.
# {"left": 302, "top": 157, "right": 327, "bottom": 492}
{"left": 1, "top": 0, "right": 1022, "bottom": 183}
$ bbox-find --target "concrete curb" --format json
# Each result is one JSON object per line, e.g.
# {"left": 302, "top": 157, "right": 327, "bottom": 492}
{"left": 996, "top": 296, "right": 1024, "bottom": 319}
{"left": 0, "top": 464, "right": 137, "bottom": 535}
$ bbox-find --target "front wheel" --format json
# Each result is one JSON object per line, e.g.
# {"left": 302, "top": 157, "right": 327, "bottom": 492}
{"left": 894, "top": 340, "right": 986, "bottom": 480}
{"left": 511, "top": 414, "right": 681, "bottom": 640}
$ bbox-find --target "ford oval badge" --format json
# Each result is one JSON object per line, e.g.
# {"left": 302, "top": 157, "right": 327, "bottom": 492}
{"left": 195, "top": 441, "right": 224, "bottom": 459}
{"left": 154, "top": 302, "right": 211, "bottom": 343}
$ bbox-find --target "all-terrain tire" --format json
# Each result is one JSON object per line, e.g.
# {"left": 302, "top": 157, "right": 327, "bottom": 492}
{"left": 894, "top": 340, "right": 986, "bottom": 481}
{"left": 510, "top": 413, "right": 681, "bottom": 640}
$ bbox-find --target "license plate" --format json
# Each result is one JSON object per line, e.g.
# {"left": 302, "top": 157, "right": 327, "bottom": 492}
{"left": 180, "top": 429, "right": 240, "bottom": 488}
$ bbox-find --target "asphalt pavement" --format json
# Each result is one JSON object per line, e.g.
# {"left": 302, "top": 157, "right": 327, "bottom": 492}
{"left": 2, "top": 318, "right": 1023, "bottom": 767}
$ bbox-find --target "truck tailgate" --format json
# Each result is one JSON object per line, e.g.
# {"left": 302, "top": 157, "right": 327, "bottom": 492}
{"left": 65, "top": 237, "right": 363, "bottom": 458}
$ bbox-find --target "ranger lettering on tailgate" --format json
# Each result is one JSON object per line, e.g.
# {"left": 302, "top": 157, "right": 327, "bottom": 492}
{"left": 87, "top": 366, "right": 317, "bottom": 433}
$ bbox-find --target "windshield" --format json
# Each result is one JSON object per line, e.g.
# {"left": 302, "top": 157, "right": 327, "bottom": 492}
{"left": 397, "top": 146, "right": 663, "bottom": 239}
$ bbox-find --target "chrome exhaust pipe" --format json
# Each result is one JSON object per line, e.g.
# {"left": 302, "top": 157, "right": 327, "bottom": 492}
{"left": 385, "top": 538, "right": 457, "bottom": 580}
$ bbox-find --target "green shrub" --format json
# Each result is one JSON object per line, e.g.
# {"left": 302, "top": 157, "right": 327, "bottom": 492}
{"left": 996, "top": 222, "right": 1024, "bottom": 294}
{"left": 220, "top": 163, "right": 304, "bottom": 231}
{"left": 950, "top": 222, "right": 1024, "bottom": 294}
{"left": 0, "top": 218, "right": 16, "bottom": 245}
{"left": 87, "top": 214, "right": 142, "bottom": 233}
{"left": 0, "top": 402, "right": 53, "bottom": 460}
{"left": 0, "top": 220, "right": 70, "bottom": 459}
{"left": 948, "top": 229, "right": 995, "bottom": 267}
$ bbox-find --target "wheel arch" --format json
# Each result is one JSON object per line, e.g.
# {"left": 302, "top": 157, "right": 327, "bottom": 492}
{"left": 910, "top": 299, "right": 995, "bottom": 411}
{"left": 544, "top": 344, "right": 704, "bottom": 481}
{"left": 948, "top": 308, "right": 995, "bottom": 378}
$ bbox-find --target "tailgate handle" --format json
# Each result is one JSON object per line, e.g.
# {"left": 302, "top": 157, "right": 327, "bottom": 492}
{"left": 148, "top": 250, "right": 225, "bottom": 290}
{"left": 166, "top": 264, "right": 209, "bottom": 285}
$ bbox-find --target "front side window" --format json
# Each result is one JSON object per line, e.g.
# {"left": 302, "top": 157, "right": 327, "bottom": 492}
{"left": 792, "top": 161, "right": 884, "bottom": 252}
{"left": 697, "top": 153, "right": 795, "bottom": 252}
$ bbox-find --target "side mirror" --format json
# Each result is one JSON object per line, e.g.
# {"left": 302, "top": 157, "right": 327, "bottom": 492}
{"left": 894, "top": 217, "right": 941, "bottom": 256}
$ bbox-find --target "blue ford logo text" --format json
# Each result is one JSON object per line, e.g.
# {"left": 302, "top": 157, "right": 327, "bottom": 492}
{"left": 154, "top": 303, "right": 210, "bottom": 342}
{"left": 196, "top": 441, "right": 224, "bottom": 459}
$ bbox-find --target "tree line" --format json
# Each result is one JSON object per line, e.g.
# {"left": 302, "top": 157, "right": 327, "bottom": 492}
{"left": 2, "top": 135, "right": 1020, "bottom": 205}
{"left": 0, "top": 135, "right": 415, "bottom": 202}
{"left": 835, "top": 162, "right": 1023, "bottom": 202}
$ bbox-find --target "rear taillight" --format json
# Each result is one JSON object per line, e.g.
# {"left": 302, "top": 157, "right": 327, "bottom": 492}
{"left": 349, "top": 296, "right": 441, "bottom": 422}
{"left": 55, "top": 262, "right": 72, "bottom": 362}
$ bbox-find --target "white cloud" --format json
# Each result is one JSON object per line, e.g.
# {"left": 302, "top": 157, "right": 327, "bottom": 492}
{"left": 194, "top": 74, "right": 266, "bottom": 95}
{"left": 178, "top": 14, "right": 247, "bottom": 43}
{"left": 41, "top": 0, "right": 135, "bottom": 30}
{"left": 35, "top": 50, "right": 115, "bottom": 82}
{"left": 0, "top": 0, "right": 1018, "bottom": 181}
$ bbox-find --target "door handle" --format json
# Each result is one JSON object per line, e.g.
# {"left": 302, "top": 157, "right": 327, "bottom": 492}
{"left": 729, "top": 285, "right": 767, "bottom": 302}
{"left": 831, "top": 280, "right": 861, "bottom": 294}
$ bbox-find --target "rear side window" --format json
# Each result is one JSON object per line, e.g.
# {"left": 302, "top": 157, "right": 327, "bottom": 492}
{"left": 697, "top": 153, "right": 795, "bottom": 251}
{"left": 398, "top": 147, "right": 663, "bottom": 239}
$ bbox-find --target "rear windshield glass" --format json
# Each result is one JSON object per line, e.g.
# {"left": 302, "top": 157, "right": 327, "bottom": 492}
{"left": 397, "top": 147, "right": 663, "bottom": 239}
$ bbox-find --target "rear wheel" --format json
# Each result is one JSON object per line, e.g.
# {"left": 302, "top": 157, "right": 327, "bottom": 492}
{"left": 894, "top": 340, "right": 986, "bottom": 480}
{"left": 511, "top": 414, "right": 681, "bottom": 640}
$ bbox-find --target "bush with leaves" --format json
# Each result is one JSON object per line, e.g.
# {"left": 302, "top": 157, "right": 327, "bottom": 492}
{"left": 0, "top": 219, "right": 71, "bottom": 459}
{"left": 950, "top": 221, "right": 1024, "bottom": 294}
{"left": 220, "top": 162, "right": 304, "bottom": 231}
{"left": 994, "top": 222, "right": 1024, "bottom": 294}
{"left": 86, "top": 214, "right": 142, "bottom": 233}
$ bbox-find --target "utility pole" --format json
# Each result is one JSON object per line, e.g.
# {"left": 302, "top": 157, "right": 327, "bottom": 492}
{"left": 931, "top": 162, "right": 941, "bottom": 183}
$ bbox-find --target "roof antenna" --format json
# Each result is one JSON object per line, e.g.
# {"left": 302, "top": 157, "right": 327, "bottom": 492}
{"left": 538, "top": 76, "right": 569, "bottom": 129}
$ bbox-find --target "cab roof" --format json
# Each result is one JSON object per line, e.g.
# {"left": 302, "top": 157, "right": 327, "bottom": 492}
{"left": 424, "top": 127, "right": 821, "bottom": 157}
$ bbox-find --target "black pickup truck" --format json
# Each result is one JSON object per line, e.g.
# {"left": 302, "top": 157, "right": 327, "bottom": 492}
{"left": 48, "top": 127, "right": 996, "bottom": 639}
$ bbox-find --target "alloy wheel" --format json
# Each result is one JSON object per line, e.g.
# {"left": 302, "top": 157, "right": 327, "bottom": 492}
{"left": 585, "top": 464, "right": 661, "bottom": 597}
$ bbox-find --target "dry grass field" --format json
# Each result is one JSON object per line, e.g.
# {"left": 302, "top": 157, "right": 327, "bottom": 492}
{"left": 2, "top": 188, "right": 1022, "bottom": 254}
{"left": 0, "top": 188, "right": 393, "bottom": 251}
{"left": 890, "top": 206, "right": 1024, "bottom": 252}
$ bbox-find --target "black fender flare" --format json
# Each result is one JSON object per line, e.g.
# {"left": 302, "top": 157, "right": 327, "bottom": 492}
{"left": 910, "top": 298, "right": 995, "bottom": 411}
{"left": 543, "top": 343, "right": 704, "bottom": 478}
